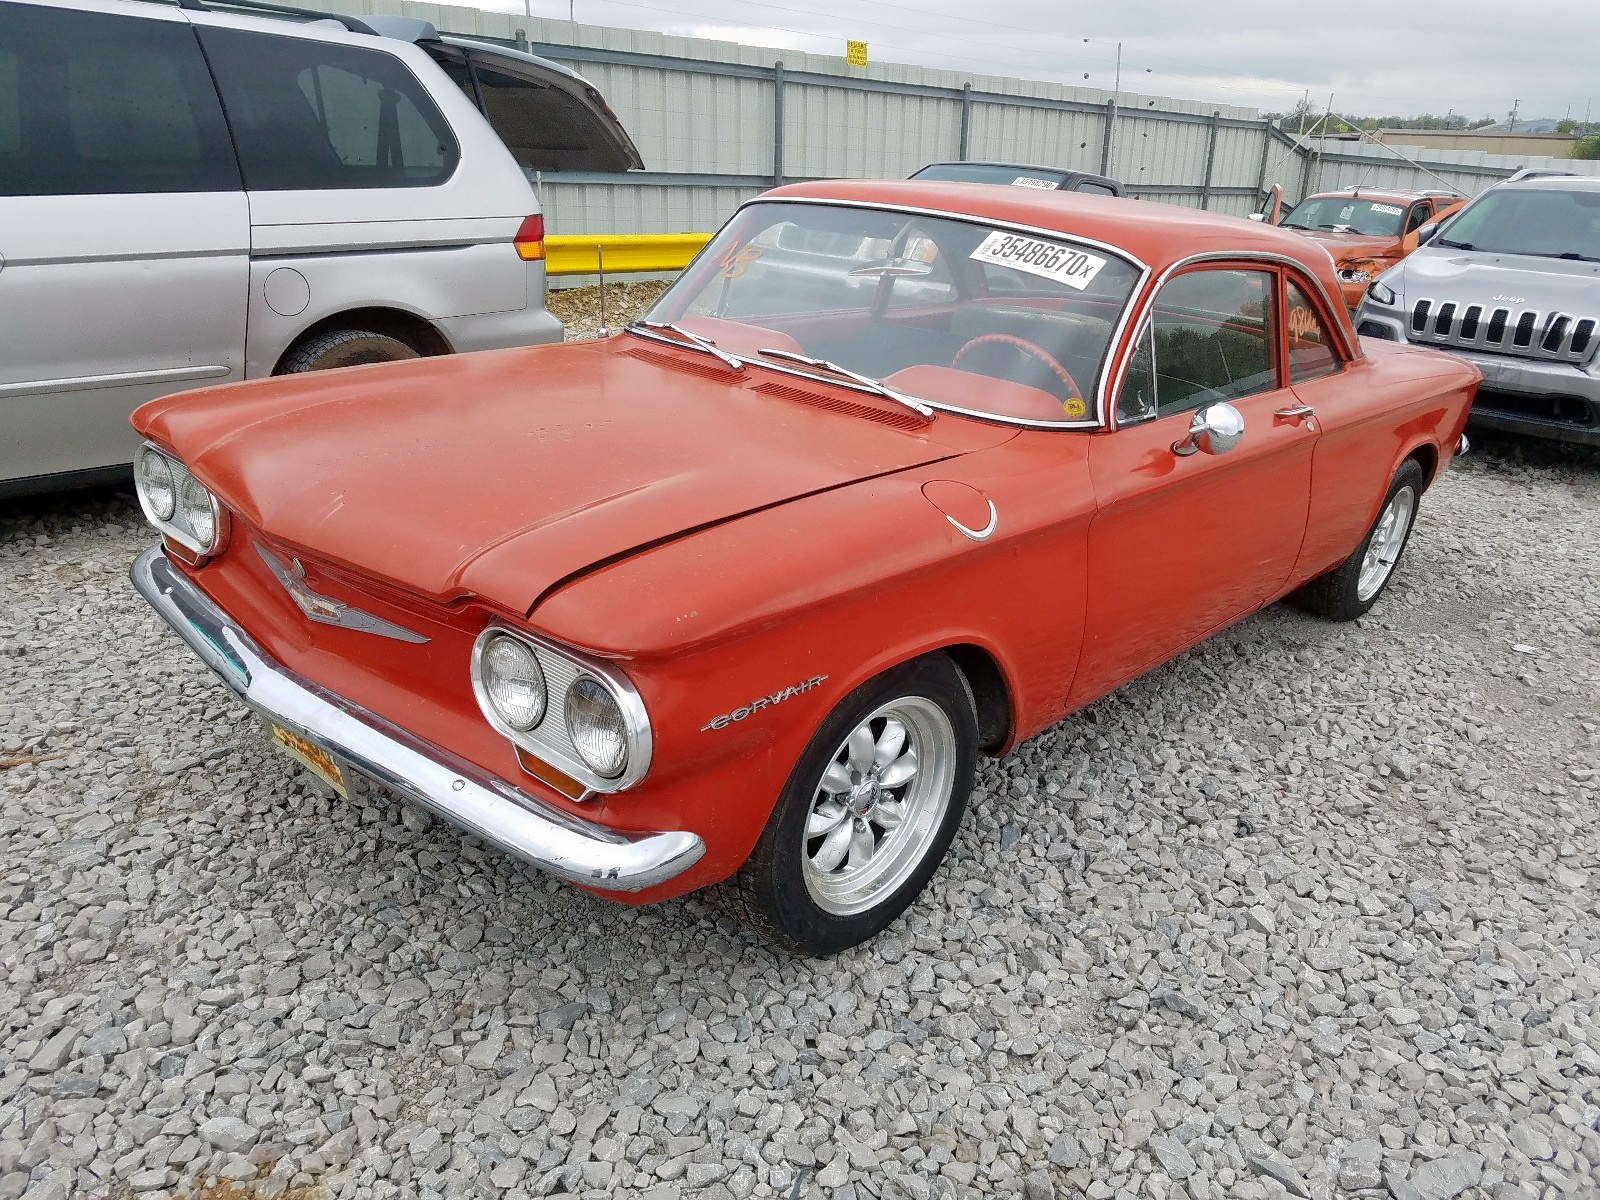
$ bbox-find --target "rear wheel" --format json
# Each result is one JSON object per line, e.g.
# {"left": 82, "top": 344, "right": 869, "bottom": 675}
{"left": 720, "top": 655, "right": 977, "bottom": 955}
{"left": 279, "top": 330, "right": 420, "bottom": 374}
{"left": 1293, "top": 458, "right": 1425, "bottom": 621}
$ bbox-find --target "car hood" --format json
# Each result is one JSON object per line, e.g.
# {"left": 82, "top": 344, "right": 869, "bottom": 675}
{"left": 135, "top": 340, "right": 1014, "bottom": 613}
{"left": 1294, "top": 230, "right": 1398, "bottom": 262}
{"left": 1396, "top": 248, "right": 1600, "bottom": 309}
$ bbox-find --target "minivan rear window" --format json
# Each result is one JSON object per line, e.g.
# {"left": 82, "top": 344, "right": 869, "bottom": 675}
{"left": 199, "top": 27, "right": 459, "bottom": 191}
{"left": 0, "top": 4, "right": 239, "bottom": 197}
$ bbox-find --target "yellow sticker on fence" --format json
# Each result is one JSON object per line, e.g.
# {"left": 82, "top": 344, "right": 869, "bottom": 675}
{"left": 846, "top": 40, "right": 868, "bottom": 67}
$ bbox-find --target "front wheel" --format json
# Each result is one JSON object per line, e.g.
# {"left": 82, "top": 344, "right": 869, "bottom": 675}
{"left": 1293, "top": 458, "right": 1425, "bottom": 621}
{"left": 720, "top": 655, "right": 977, "bottom": 955}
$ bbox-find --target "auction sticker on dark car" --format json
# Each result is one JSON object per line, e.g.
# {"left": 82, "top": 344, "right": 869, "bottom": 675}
{"left": 970, "top": 232, "right": 1106, "bottom": 289}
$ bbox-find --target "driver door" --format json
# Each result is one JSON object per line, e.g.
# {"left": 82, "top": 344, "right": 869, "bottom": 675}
{"left": 1070, "top": 265, "right": 1318, "bottom": 709}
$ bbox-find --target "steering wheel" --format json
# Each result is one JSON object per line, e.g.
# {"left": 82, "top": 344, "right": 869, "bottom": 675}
{"left": 951, "top": 334, "right": 1083, "bottom": 401}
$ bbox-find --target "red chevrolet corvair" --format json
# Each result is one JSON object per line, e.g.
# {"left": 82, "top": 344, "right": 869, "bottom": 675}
{"left": 130, "top": 181, "right": 1478, "bottom": 954}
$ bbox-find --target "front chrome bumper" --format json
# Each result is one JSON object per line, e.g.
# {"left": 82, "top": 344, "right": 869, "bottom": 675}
{"left": 131, "top": 546, "right": 704, "bottom": 891}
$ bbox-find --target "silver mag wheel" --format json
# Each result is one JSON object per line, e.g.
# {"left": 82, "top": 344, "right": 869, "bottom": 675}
{"left": 721, "top": 654, "right": 978, "bottom": 956}
{"left": 801, "top": 696, "right": 956, "bottom": 916}
{"left": 1356, "top": 483, "right": 1417, "bottom": 602}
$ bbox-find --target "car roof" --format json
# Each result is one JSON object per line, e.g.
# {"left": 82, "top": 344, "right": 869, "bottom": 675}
{"left": 1300, "top": 188, "right": 1440, "bottom": 204}
{"left": 1498, "top": 173, "right": 1600, "bottom": 191}
{"left": 761, "top": 179, "right": 1338, "bottom": 277}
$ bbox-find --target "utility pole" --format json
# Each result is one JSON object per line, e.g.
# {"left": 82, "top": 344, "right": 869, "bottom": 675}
{"left": 1508, "top": 98, "right": 1519, "bottom": 133}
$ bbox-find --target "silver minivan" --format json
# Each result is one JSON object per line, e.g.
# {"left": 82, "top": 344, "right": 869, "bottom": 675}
{"left": 0, "top": 0, "right": 642, "bottom": 496}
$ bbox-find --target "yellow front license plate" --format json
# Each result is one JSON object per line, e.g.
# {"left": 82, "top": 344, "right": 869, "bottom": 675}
{"left": 269, "top": 722, "right": 346, "bottom": 797}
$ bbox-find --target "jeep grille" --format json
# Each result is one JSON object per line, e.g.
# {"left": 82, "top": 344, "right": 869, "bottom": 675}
{"left": 1408, "top": 299, "right": 1596, "bottom": 363}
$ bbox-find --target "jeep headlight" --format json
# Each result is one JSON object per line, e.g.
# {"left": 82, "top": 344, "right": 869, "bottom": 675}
{"left": 134, "top": 444, "right": 227, "bottom": 557}
{"left": 1366, "top": 281, "right": 1397, "bottom": 307}
{"left": 471, "top": 627, "right": 652, "bottom": 794}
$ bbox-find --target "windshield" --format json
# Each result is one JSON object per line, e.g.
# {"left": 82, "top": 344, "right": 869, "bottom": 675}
{"left": 643, "top": 200, "right": 1142, "bottom": 426}
{"left": 1280, "top": 196, "right": 1408, "bottom": 237}
{"left": 1434, "top": 186, "right": 1600, "bottom": 260}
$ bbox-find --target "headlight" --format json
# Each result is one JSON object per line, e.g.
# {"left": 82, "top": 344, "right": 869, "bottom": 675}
{"left": 566, "top": 676, "right": 628, "bottom": 778}
{"left": 1366, "top": 281, "right": 1397, "bottom": 307}
{"left": 481, "top": 634, "right": 547, "bottom": 730}
{"left": 180, "top": 474, "right": 217, "bottom": 549}
{"left": 470, "top": 627, "right": 652, "bottom": 794}
{"left": 1337, "top": 268, "right": 1370, "bottom": 284}
{"left": 134, "top": 443, "right": 227, "bottom": 558}
{"left": 137, "top": 449, "right": 176, "bottom": 521}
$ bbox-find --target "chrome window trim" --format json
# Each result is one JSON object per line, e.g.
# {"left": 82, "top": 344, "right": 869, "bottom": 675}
{"left": 471, "top": 625, "right": 653, "bottom": 795}
{"left": 710, "top": 195, "right": 1154, "bottom": 430}
{"left": 133, "top": 442, "right": 230, "bottom": 560}
{"left": 1107, "top": 251, "right": 1360, "bottom": 430}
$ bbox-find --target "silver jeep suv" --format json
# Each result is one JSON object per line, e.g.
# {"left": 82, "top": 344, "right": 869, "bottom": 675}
{"left": 1354, "top": 171, "right": 1600, "bottom": 446}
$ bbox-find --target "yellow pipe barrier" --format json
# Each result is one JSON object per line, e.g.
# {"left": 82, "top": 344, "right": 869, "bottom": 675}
{"left": 545, "top": 233, "right": 713, "bottom": 277}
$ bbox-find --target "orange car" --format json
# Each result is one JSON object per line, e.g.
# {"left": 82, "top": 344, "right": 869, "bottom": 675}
{"left": 130, "top": 181, "right": 1478, "bottom": 954}
{"left": 1266, "top": 187, "right": 1467, "bottom": 308}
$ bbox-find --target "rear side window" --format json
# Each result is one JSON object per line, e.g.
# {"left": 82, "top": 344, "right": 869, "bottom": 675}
{"left": 1285, "top": 280, "right": 1343, "bottom": 383}
{"left": 0, "top": 4, "right": 238, "bottom": 196}
{"left": 199, "top": 27, "right": 458, "bottom": 190}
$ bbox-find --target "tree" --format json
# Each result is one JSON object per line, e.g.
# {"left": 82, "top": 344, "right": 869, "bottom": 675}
{"left": 1573, "top": 135, "right": 1600, "bottom": 160}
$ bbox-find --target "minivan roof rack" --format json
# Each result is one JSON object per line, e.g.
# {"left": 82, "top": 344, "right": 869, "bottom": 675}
{"left": 168, "top": 0, "right": 380, "bottom": 37}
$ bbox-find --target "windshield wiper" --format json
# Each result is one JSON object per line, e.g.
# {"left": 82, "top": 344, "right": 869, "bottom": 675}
{"left": 1555, "top": 251, "right": 1600, "bottom": 262}
{"left": 754, "top": 348, "right": 935, "bottom": 419}
{"left": 628, "top": 320, "right": 745, "bottom": 372}
{"left": 1434, "top": 238, "right": 1476, "bottom": 251}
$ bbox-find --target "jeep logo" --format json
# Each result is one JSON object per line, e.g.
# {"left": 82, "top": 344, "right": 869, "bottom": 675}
{"left": 1491, "top": 295, "right": 1525, "bottom": 304}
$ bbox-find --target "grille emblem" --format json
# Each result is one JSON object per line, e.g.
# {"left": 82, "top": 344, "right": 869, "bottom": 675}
{"left": 257, "top": 546, "right": 429, "bottom": 644}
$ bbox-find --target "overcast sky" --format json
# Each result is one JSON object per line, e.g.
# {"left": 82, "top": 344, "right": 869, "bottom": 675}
{"left": 494, "top": 0, "right": 1596, "bottom": 123}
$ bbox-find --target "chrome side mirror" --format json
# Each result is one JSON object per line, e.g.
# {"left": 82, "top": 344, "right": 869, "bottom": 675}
{"left": 1416, "top": 221, "right": 1439, "bottom": 245}
{"left": 1172, "top": 401, "right": 1245, "bottom": 457}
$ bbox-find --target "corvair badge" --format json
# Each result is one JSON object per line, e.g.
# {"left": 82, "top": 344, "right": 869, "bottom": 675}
{"left": 256, "top": 546, "right": 430, "bottom": 644}
{"left": 701, "top": 675, "right": 828, "bottom": 731}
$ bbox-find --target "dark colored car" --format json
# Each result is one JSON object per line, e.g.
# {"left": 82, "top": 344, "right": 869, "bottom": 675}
{"left": 911, "top": 162, "right": 1122, "bottom": 196}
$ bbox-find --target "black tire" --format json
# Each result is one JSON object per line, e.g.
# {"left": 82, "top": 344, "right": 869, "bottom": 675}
{"left": 1293, "top": 458, "right": 1426, "bottom": 621}
{"left": 278, "top": 330, "right": 420, "bottom": 374}
{"left": 720, "top": 654, "right": 978, "bottom": 956}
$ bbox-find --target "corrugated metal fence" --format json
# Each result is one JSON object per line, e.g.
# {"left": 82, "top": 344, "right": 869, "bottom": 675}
{"left": 333, "top": 0, "right": 1600, "bottom": 238}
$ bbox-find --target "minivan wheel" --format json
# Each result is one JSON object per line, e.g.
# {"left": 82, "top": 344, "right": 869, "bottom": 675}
{"left": 279, "top": 330, "right": 420, "bottom": 374}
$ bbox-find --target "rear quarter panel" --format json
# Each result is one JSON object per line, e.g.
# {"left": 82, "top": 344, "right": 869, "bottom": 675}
{"left": 1290, "top": 341, "right": 1478, "bottom": 585}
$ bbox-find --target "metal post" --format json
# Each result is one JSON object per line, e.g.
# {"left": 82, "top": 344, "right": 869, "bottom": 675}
{"left": 1255, "top": 121, "right": 1274, "bottom": 198}
{"left": 959, "top": 82, "right": 972, "bottom": 160}
{"left": 772, "top": 62, "right": 785, "bottom": 187}
{"left": 1099, "top": 98, "right": 1116, "bottom": 176}
{"left": 1199, "top": 110, "right": 1221, "bottom": 210}
{"left": 513, "top": 28, "right": 529, "bottom": 53}
{"left": 1298, "top": 134, "right": 1316, "bottom": 202}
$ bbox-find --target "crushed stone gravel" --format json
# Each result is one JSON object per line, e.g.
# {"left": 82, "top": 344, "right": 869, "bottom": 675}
{"left": 1, "top": 426, "right": 1597, "bottom": 1200}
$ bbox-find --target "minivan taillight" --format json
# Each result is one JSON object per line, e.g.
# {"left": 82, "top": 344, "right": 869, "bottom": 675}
{"left": 513, "top": 215, "right": 546, "bottom": 261}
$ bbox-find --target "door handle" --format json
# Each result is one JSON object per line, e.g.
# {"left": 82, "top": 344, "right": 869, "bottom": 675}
{"left": 1274, "top": 402, "right": 1316, "bottom": 430}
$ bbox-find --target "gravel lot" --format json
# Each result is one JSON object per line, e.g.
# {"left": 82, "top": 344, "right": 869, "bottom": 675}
{"left": 2, "top": 337, "right": 1597, "bottom": 1200}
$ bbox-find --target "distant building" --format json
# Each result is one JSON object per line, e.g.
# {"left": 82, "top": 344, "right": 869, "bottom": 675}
{"left": 1363, "top": 129, "right": 1579, "bottom": 158}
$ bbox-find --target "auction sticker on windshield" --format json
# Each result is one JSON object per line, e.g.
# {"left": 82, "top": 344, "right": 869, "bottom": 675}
{"left": 970, "top": 232, "right": 1106, "bottom": 289}
{"left": 1011, "top": 176, "right": 1057, "bottom": 189}
{"left": 1371, "top": 203, "right": 1403, "bottom": 216}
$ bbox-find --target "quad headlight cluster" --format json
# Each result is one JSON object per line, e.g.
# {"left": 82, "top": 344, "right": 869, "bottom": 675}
{"left": 471, "top": 627, "right": 651, "bottom": 793}
{"left": 135, "top": 444, "right": 227, "bottom": 558}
